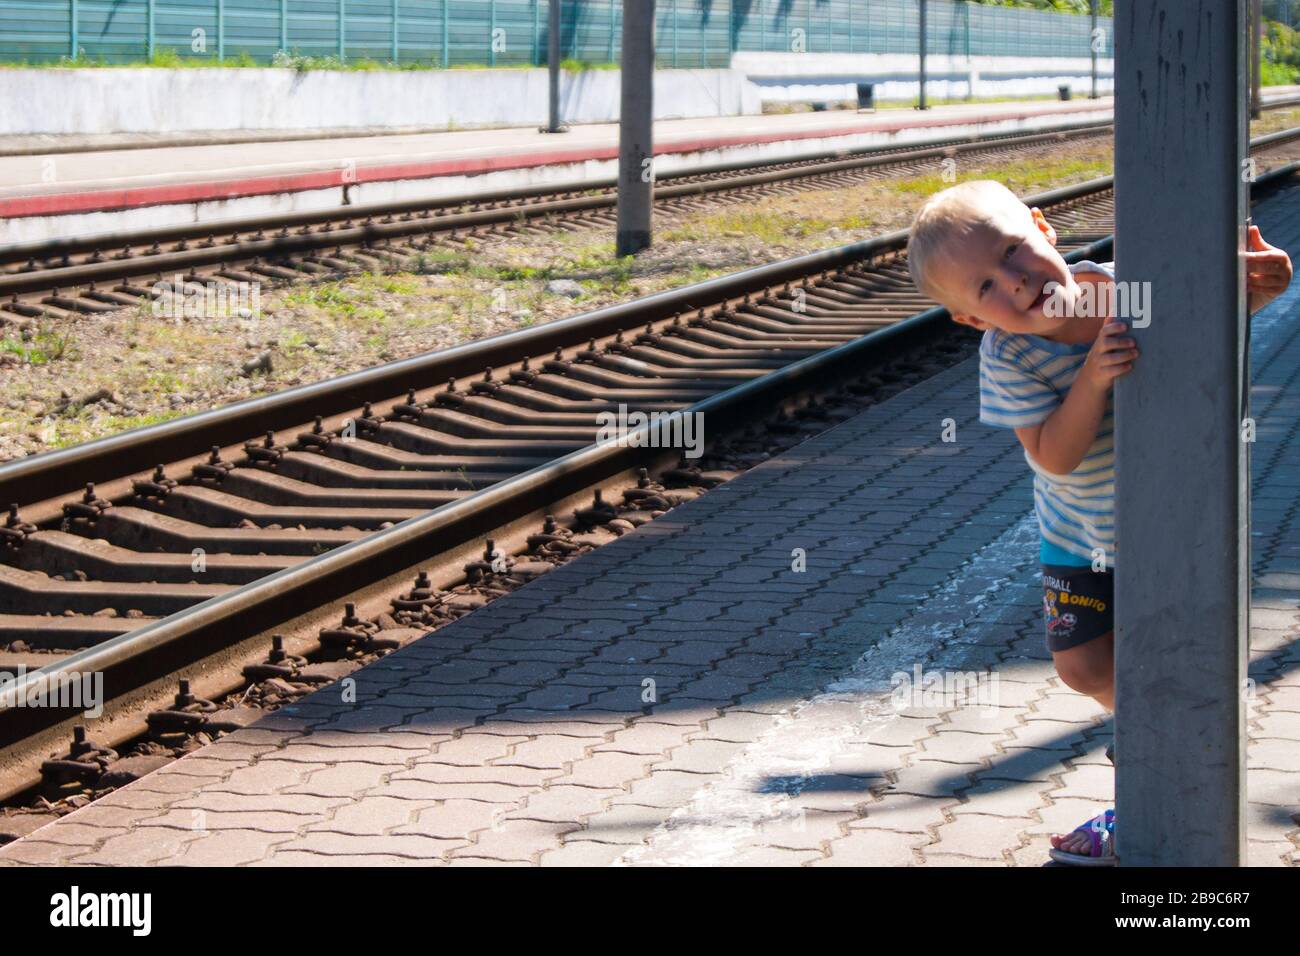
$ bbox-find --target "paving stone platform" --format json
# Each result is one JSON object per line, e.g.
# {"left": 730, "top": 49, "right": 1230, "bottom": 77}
{"left": 3, "top": 188, "right": 1299, "bottom": 867}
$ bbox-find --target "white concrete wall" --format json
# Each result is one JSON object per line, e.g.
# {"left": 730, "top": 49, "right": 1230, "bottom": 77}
{"left": 0, "top": 67, "right": 763, "bottom": 137}
{"left": 733, "top": 52, "right": 1116, "bottom": 103}
{"left": 0, "top": 55, "right": 1114, "bottom": 137}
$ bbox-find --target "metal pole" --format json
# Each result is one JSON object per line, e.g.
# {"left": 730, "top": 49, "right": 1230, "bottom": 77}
{"left": 69, "top": 0, "right": 77, "bottom": 58}
{"left": 672, "top": 0, "right": 677, "bottom": 68}
{"left": 917, "top": 0, "right": 928, "bottom": 109}
{"left": 542, "top": 0, "right": 567, "bottom": 132}
{"left": 392, "top": 0, "right": 399, "bottom": 63}
{"left": 338, "top": 0, "right": 345, "bottom": 62}
{"left": 1090, "top": 0, "right": 1099, "bottom": 99}
{"left": 1114, "top": 0, "right": 1248, "bottom": 867}
{"left": 489, "top": 0, "right": 497, "bottom": 67}
{"left": 616, "top": 0, "right": 655, "bottom": 257}
{"left": 964, "top": 0, "right": 970, "bottom": 60}
{"left": 280, "top": 0, "right": 287, "bottom": 54}
{"left": 442, "top": 0, "right": 449, "bottom": 67}
{"left": 147, "top": 0, "right": 154, "bottom": 59}
{"left": 217, "top": 0, "right": 224, "bottom": 60}
{"left": 1252, "top": 0, "right": 1263, "bottom": 119}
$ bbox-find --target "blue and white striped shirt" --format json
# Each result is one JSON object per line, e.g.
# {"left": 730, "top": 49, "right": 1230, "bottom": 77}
{"left": 978, "top": 260, "right": 1116, "bottom": 568}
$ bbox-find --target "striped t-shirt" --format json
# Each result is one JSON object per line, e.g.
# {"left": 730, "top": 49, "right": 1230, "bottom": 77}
{"left": 978, "top": 260, "right": 1116, "bottom": 568}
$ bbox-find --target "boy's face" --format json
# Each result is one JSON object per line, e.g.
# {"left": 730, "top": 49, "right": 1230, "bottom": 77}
{"left": 928, "top": 200, "right": 1079, "bottom": 337}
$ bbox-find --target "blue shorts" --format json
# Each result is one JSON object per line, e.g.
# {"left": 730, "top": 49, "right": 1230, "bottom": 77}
{"left": 1041, "top": 563, "right": 1114, "bottom": 652}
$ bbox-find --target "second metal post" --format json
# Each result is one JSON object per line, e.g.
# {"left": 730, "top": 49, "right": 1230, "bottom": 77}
{"left": 616, "top": 0, "right": 655, "bottom": 257}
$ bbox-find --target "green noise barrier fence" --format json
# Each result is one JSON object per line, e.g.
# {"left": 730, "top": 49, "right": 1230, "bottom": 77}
{"left": 0, "top": 0, "right": 1113, "bottom": 68}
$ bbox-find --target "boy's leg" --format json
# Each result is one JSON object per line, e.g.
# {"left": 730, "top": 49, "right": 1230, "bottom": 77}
{"left": 1041, "top": 565, "right": 1116, "bottom": 859}
{"left": 1042, "top": 565, "right": 1115, "bottom": 709}
{"left": 1051, "top": 631, "right": 1115, "bottom": 710}
{"left": 1049, "top": 632, "right": 1115, "bottom": 857}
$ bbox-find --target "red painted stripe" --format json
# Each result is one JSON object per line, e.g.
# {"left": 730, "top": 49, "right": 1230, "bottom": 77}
{"left": 649, "top": 101, "right": 1110, "bottom": 154}
{"left": 1, "top": 101, "right": 1111, "bottom": 220}
{"left": 1, "top": 170, "right": 349, "bottom": 218}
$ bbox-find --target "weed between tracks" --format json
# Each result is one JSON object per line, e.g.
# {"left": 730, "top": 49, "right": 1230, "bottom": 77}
{"left": 0, "top": 327, "right": 75, "bottom": 366}
{"left": 0, "top": 132, "right": 1132, "bottom": 462}
{"left": 1252, "top": 105, "right": 1300, "bottom": 137}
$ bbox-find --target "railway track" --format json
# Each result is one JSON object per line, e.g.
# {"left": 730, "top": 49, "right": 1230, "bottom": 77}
{"left": 0, "top": 134, "right": 1296, "bottom": 809}
{"left": 0, "top": 120, "right": 1133, "bottom": 327}
{"left": 9, "top": 97, "right": 1300, "bottom": 329}
{"left": 6, "top": 117, "right": 1298, "bottom": 329}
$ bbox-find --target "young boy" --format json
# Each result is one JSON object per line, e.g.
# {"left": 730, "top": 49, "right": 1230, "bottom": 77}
{"left": 905, "top": 180, "right": 1292, "bottom": 864}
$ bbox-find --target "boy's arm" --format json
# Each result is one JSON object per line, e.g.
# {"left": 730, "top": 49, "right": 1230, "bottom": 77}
{"left": 1014, "top": 322, "right": 1136, "bottom": 476}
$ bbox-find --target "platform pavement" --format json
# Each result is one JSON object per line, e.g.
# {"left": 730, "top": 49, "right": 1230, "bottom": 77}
{"left": 0, "top": 97, "right": 1115, "bottom": 221}
{"left": 2, "top": 192, "right": 1299, "bottom": 868}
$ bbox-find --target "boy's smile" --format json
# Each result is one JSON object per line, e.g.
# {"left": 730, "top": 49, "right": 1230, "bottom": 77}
{"left": 928, "top": 202, "right": 1101, "bottom": 345}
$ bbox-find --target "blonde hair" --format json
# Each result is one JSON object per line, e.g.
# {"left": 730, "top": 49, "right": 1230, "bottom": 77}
{"left": 906, "top": 180, "right": 1027, "bottom": 306}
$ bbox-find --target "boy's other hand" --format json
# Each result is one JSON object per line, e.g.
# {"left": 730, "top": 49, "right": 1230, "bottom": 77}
{"left": 1078, "top": 322, "right": 1138, "bottom": 392}
{"left": 1245, "top": 224, "right": 1293, "bottom": 314}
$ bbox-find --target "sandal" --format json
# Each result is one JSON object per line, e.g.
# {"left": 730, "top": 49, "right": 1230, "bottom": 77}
{"left": 1049, "top": 808, "right": 1117, "bottom": 866}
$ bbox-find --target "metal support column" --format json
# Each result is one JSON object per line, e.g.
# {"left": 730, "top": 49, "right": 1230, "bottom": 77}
{"left": 1251, "top": 0, "right": 1262, "bottom": 120}
{"left": 609, "top": 1, "right": 617, "bottom": 63}
{"left": 615, "top": 0, "right": 655, "bottom": 258}
{"left": 917, "top": 0, "right": 928, "bottom": 110}
{"left": 1113, "top": 0, "right": 1249, "bottom": 867}
{"left": 542, "top": 0, "right": 567, "bottom": 132}
{"left": 338, "top": 0, "right": 345, "bottom": 62}
{"left": 1090, "top": 0, "right": 1099, "bottom": 99}
{"left": 441, "top": 0, "right": 449, "bottom": 67}
{"left": 671, "top": 0, "right": 677, "bottom": 67}
{"left": 964, "top": 0, "right": 970, "bottom": 59}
